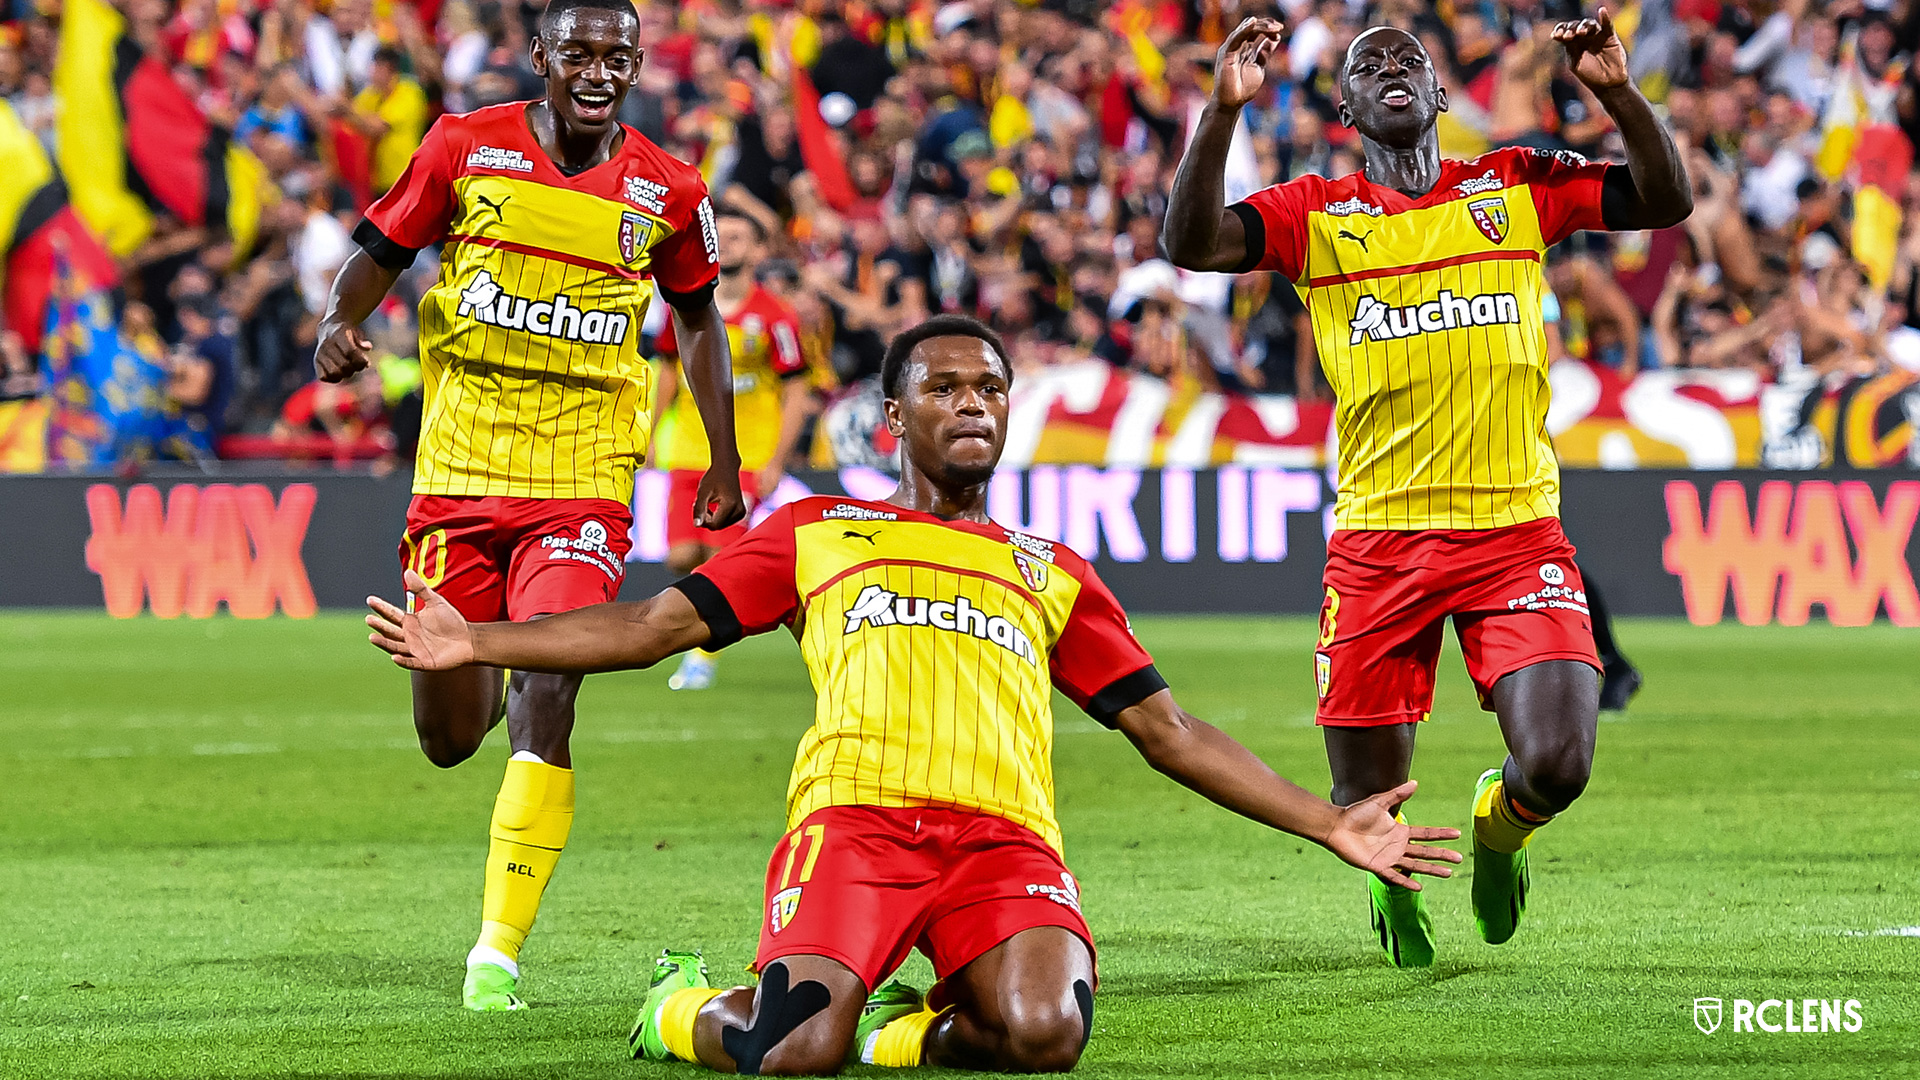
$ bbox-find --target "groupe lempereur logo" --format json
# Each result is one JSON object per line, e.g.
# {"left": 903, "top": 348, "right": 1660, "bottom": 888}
{"left": 1693, "top": 997, "right": 1864, "bottom": 1034}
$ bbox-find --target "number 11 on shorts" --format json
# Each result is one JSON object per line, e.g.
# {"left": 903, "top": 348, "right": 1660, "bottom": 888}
{"left": 779, "top": 824, "right": 827, "bottom": 889}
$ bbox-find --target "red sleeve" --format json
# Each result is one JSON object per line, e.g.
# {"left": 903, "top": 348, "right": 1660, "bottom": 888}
{"left": 356, "top": 118, "right": 457, "bottom": 264}
{"left": 1229, "top": 178, "right": 1315, "bottom": 281}
{"left": 768, "top": 301, "right": 805, "bottom": 376}
{"left": 674, "top": 502, "right": 800, "bottom": 647}
{"left": 652, "top": 305, "right": 679, "bottom": 357}
{"left": 650, "top": 188, "right": 721, "bottom": 305}
{"left": 1524, "top": 147, "right": 1609, "bottom": 247}
{"left": 1049, "top": 564, "right": 1166, "bottom": 728}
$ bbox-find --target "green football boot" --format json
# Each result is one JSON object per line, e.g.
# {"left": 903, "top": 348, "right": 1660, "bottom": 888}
{"left": 850, "top": 979, "right": 925, "bottom": 1065}
{"left": 1471, "top": 767, "right": 1531, "bottom": 945}
{"left": 463, "top": 962, "right": 527, "bottom": 1011}
{"left": 629, "top": 949, "right": 711, "bottom": 1061}
{"left": 1368, "top": 874, "right": 1436, "bottom": 968}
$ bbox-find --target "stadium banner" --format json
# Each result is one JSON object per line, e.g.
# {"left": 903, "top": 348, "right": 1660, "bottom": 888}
{"left": 814, "top": 360, "right": 1920, "bottom": 472}
{"left": 8, "top": 362, "right": 1919, "bottom": 478}
{"left": 1, "top": 471, "right": 1914, "bottom": 625}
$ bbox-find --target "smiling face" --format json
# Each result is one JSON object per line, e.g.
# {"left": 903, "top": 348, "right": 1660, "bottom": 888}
{"left": 885, "top": 336, "right": 1011, "bottom": 489}
{"left": 1338, "top": 27, "right": 1447, "bottom": 150}
{"left": 531, "top": 7, "right": 641, "bottom": 137}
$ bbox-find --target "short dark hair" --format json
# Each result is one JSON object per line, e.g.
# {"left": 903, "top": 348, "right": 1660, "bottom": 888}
{"left": 880, "top": 315, "right": 1012, "bottom": 399}
{"left": 538, "top": 0, "right": 639, "bottom": 42}
{"left": 715, "top": 207, "right": 766, "bottom": 243}
{"left": 372, "top": 45, "right": 405, "bottom": 70}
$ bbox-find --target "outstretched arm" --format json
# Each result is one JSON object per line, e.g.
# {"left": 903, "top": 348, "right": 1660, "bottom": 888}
{"left": 1163, "top": 17, "right": 1284, "bottom": 272}
{"left": 1114, "top": 690, "right": 1462, "bottom": 888}
{"left": 316, "top": 248, "right": 404, "bottom": 382}
{"left": 671, "top": 300, "right": 747, "bottom": 529}
{"left": 367, "top": 570, "right": 713, "bottom": 674}
{"left": 1556, "top": 8, "right": 1692, "bottom": 230}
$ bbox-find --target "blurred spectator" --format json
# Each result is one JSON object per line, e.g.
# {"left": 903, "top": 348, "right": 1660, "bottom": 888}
{"left": 349, "top": 45, "right": 430, "bottom": 195}
{"left": 160, "top": 291, "right": 237, "bottom": 459}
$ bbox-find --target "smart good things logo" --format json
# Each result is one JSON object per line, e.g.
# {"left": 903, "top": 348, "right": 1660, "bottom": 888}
{"left": 1693, "top": 997, "right": 1864, "bottom": 1035}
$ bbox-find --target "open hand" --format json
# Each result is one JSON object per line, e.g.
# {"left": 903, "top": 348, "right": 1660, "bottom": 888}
{"left": 1554, "top": 8, "right": 1630, "bottom": 90}
{"left": 366, "top": 569, "right": 476, "bottom": 670}
{"left": 1321, "top": 780, "right": 1464, "bottom": 890}
{"left": 1213, "top": 17, "right": 1285, "bottom": 110}
{"left": 694, "top": 466, "right": 746, "bottom": 529}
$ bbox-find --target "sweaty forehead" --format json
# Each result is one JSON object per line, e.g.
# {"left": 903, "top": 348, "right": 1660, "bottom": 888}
{"left": 1345, "top": 27, "right": 1424, "bottom": 67}
{"left": 911, "top": 336, "right": 1009, "bottom": 381}
{"left": 543, "top": 8, "right": 639, "bottom": 46}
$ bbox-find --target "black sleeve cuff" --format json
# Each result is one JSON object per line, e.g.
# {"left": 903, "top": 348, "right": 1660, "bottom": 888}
{"left": 353, "top": 218, "right": 421, "bottom": 270}
{"left": 1599, "top": 163, "right": 1636, "bottom": 232}
{"left": 669, "top": 572, "right": 743, "bottom": 650}
{"left": 1085, "top": 664, "right": 1170, "bottom": 729}
{"left": 1226, "top": 202, "right": 1266, "bottom": 275}
{"left": 658, "top": 276, "right": 719, "bottom": 314}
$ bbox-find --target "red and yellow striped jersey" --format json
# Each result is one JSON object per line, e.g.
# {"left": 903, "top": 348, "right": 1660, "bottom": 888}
{"left": 652, "top": 283, "right": 805, "bottom": 472}
{"left": 358, "top": 103, "right": 719, "bottom": 501}
{"left": 680, "top": 496, "right": 1166, "bottom": 854}
{"left": 1236, "top": 147, "right": 1609, "bottom": 530}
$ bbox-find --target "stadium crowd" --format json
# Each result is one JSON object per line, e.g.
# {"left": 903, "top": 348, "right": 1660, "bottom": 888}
{"left": 4, "top": 0, "right": 1920, "bottom": 469}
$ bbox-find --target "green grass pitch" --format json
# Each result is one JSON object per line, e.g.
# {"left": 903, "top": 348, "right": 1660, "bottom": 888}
{"left": 2, "top": 612, "right": 1915, "bottom": 1079}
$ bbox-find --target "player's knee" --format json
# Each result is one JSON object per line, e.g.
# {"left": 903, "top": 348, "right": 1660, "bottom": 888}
{"left": 414, "top": 730, "right": 478, "bottom": 764}
{"left": 414, "top": 725, "right": 484, "bottom": 768}
{"left": 1517, "top": 741, "right": 1591, "bottom": 812}
{"left": 1000, "top": 997, "right": 1086, "bottom": 1073}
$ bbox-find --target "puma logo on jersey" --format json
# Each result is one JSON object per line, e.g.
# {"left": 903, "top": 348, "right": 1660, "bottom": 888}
{"left": 842, "top": 584, "right": 1038, "bottom": 666}
{"left": 456, "top": 270, "right": 631, "bottom": 345}
{"left": 1338, "top": 228, "right": 1371, "bottom": 252}
{"left": 1348, "top": 290, "right": 1521, "bottom": 345}
{"left": 842, "top": 529, "right": 879, "bottom": 545}
{"left": 474, "top": 193, "right": 510, "bottom": 223}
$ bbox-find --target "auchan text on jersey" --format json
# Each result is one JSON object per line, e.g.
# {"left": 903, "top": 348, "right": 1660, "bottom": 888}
{"left": 1348, "top": 291, "right": 1522, "bottom": 345}
{"left": 455, "top": 270, "right": 632, "bottom": 345}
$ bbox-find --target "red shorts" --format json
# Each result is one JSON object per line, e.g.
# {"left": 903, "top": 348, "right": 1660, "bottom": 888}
{"left": 665, "top": 469, "right": 758, "bottom": 549}
{"left": 399, "top": 495, "right": 633, "bottom": 622}
{"left": 755, "top": 805, "right": 1095, "bottom": 991}
{"left": 1315, "top": 516, "right": 1600, "bottom": 726}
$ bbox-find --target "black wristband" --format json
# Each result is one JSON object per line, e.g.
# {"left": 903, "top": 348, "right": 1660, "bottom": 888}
{"left": 1086, "top": 664, "right": 1170, "bottom": 729}
{"left": 352, "top": 218, "right": 421, "bottom": 270}
{"left": 658, "top": 276, "right": 719, "bottom": 314}
{"left": 1226, "top": 202, "right": 1267, "bottom": 275}
{"left": 669, "top": 572, "right": 743, "bottom": 649}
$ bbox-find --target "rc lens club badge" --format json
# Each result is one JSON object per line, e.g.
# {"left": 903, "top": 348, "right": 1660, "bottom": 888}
{"left": 619, "top": 211, "right": 652, "bottom": 266}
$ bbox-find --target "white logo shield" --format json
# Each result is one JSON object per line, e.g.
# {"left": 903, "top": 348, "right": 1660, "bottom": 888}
{"left": 1694, "top": 998, "right": 1722, "bottom": 1034}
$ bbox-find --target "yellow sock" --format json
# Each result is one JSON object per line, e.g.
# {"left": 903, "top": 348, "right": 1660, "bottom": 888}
{"left": 867, "top": 1006, "right": 945, "bottom": 1068}
{"left": 474, "top": 753, "right": 574, "bottom": 964}
{"left": 696, "top": 647, "right": 720, "bottom": 660}
{"left": 658, "top": 986, "right": 726, "bottom": 1062}
{"left": 1473, "top": 775, "right": 1551, "bottom": 854}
